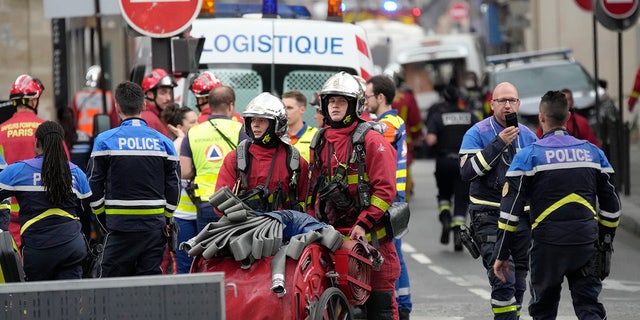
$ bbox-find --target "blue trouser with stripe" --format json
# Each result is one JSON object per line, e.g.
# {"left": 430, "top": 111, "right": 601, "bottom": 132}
{"left": 394, "top": 238, "right": 412, "bottom": 312}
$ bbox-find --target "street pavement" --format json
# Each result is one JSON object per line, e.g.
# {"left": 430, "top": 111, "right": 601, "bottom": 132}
{"left": 618, "top": 142, "right": 640, "bottom": 237}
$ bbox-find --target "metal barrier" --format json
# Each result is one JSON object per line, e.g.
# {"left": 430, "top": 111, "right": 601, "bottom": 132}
{"left": 0, "top": 273, "right": 225, "bottom": 320}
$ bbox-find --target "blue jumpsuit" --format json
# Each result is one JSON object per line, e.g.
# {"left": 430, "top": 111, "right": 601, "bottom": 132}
{"left": 459, "top": 116, "right": 537, "bottom": 319}
{"left": 496, "top": 130, "right": 620, "bottom": 319}
{"left": 0, "top": 156, "right": 92, "bottom": 280}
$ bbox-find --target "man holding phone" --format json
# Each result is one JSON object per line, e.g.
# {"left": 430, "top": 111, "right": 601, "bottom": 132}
{"left": 459, "top": 82, "right": 538, "bottom": 320}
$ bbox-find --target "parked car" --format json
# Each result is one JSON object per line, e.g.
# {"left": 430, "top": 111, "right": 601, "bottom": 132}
{"left": 482, "top": 48, "right": 617, "bottom": 136}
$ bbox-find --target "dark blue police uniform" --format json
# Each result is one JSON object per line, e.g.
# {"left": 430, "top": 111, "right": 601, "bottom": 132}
{"left": 88, "top": 118, "right": 180, "bottom": 277}
{"left": 0, "top": 156, "right": 92, "bottom": 280}
{"left": 496, "top": 130, "right": 620, "bottom": 319}
{"left": 459, "top": 115, "right": 537, "bottom": 319}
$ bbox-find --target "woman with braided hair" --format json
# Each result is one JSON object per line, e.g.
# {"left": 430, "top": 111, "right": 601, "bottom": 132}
{"left": 0, "top": 121, "right": 92, "bottom": 281}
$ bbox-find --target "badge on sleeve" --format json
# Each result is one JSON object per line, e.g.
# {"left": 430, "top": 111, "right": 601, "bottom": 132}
{"left": 460, "top": 154, "right": 467, "bottom": 167}
{"left": 502, "top": 182, "right": 509, "bottom": 197}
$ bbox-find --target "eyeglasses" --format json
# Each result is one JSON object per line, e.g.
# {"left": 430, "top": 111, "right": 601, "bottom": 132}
{"left": 492, "top": 98, "right": 519, "bottom": 106}
{"left": 365, "top": 94, "right": 377, "bottom": 100}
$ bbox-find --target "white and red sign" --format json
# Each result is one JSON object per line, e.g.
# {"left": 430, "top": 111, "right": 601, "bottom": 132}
{"left": 449, "top": 2, "right": 470, "bottom": 23}
{"left": 119, "top": 0, "right": 202, "bottom": 38}
{"left": 601, "top": 0, "right": 638, "bottom": 18}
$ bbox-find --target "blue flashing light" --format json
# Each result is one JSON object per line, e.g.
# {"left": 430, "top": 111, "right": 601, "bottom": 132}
{"left": 341, "top": 3, "right": 347, "bottom": 12}
{"left": 262, "top": 0, "right": 277, "bottom": 16}
{"left": 382, "top": 0, "right": 398, "bottom": 12}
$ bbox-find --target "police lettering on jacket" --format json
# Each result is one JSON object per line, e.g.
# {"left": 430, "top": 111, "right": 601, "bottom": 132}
{"left": 117, "top": 137, "right": 161, "bottom": 150}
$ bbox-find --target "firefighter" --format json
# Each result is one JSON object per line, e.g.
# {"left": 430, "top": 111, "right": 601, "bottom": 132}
{"left": 0, "top": 74, "right": 48, "bottom": 246}
{"left": 307, "top": 72, "right": 400, "bottom": 319}
{"left": 140, "top": 68, "right": 177, "bottom": 137}
{"left": 189, "top": 71, "right": 222, "bottom": 123}
{"left": 459, "top": 82, "right": 538, "bottom": 319}
{"left": 365, "top": 74, "right": 412, "bottom": 320}
{"left": 426, "top": 84, "right": 478, "bottom": 251}
{"left": 494, "top": 90, "right": 620, "bottom": 319}
{"left": 87, "top": 81, "right": 180, "bottom": 277}
{"left": 179, "top": 85, "right": 249, "bottom": 232}
{"left": 282, "top": 90, "right": 318, "bottom": 163}
{"left": 215, "top": 92, "right": 309, "bottom": 213}
{"left": 71, "top": 65, "right": 116, "bottom": 141}
{"left": 0, "top": 121, "right": 91, "bottom": 281}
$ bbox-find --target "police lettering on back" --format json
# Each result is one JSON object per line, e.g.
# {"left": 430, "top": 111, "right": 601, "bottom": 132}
{"left": 544, "top": 148, "right": 592, "bottom": 163}
{"left": 117, "top": 137, "right": 161, "bottom": 151}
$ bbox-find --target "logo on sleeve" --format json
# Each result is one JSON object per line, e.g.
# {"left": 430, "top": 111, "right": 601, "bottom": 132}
{"left": 502, "top": 182, "right": 509, "bottom": 197}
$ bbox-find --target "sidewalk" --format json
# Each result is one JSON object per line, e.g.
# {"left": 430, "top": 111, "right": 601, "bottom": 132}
{"left": 618, "top": 142, "right": 640, "bottom": 237}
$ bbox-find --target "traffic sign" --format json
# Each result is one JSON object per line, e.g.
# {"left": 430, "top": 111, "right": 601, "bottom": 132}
{"left": 119, "top": 0, "right": 202, "bottom": 38}
{"left": 602, "top": 0, "right": 638, "bottom": 18}
{"left": 449, "top": 2, "right": 469, "bottom": 23}
{"left": 575, "top": 0, "right": 593, "bottom": 11}
{"left": 594, "top": 0, "right": 640, "bottom": 31}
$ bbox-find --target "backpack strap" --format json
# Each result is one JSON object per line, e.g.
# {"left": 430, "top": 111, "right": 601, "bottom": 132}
{"left": 284, "top": 144, "right": 302, "bottom": 211}
{"left": 235, "top": 140, "right": 251, "bottom": 192}
{"left": 351, "top": 122, "right": 376, "bottom": 208}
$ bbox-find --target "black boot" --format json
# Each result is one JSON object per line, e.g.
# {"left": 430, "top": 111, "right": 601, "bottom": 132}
{"left": 439, "top": 210, "right": 451, "bottom": 244}
{"left": 399, "top": 307, "right": 410, "bottom": 320}
{"left": 365, "top": 291, "right": 395, "bottom": 320}
{"left": 453, "top": 226, "right": 463, "bottom": 251}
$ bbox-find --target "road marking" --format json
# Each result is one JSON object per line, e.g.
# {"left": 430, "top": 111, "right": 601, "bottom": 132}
{"left": 411, "top": 253, "right": 432, "bottom": 264}
{"left": 401, "top": 242, "right": 417, "bottom": 253}
{"left": 428, "top": 265, "right": 452, "bottom": 275}
{"left": 468, "top": 287, "right": 491, "bottom": 300}
{"left": 447, "top": 276, "right": 473, "bottom": 286}
{"left": 603, "top": 279, "right": 640, "bottom": 292}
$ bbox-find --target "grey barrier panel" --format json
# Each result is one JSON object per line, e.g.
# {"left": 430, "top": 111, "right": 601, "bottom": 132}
{"left": 0, "top": 273, "right": 225, "bottom": 320}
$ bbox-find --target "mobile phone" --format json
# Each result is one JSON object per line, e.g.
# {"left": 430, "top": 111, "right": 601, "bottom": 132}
{"left": 505, "top": 112, "right": 518, "bottom": 128}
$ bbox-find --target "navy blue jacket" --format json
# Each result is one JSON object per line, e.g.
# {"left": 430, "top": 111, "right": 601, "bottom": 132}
{"left": 0, "top": 156, "right": 91, "bottom": 248}
{"left": 459, "top": 116, "right": 538, "bottom": 211}
{"left": 87, "top": 118, "right": 180, "bottom": 232}
{"left": 496, "top": 130, "right": 621, "bottom": 260}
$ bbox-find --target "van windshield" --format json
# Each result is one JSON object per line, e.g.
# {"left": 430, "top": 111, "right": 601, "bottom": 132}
{"left": 494, "top": 64, "right": 593, "bottom": 98}
{"left": 184, "top": 64, "right": 356, "bottom": 125}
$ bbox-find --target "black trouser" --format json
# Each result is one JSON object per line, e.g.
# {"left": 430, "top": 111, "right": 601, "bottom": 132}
{"left": 529, "top": 241, "right": 605, "bottom": 320}
{"left": 22, "top": 233, "right": 87, "bottom": 281}
{"left": 471, "top": 210, "right": 530, "bottom": 320}
{"left": 101, "top": 229, "right": 165, "bottom": 277}
{"left": 434, "top": 154, "right": 469, "bottom": 227}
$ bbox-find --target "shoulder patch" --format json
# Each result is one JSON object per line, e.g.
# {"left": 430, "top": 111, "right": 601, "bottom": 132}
{"left": 460, "top": 154, "right": 467, "bottom": 167}
{"left": 502, "top": 182, "right": 509, "bottom": 198}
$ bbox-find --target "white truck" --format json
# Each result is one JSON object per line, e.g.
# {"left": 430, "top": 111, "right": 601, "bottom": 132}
{"left": 181, "top": 6, "right": 374, "bottom": 125}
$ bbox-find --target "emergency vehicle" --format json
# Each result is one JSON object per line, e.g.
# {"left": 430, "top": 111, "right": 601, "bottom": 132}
{"left": 179, "top": 0, "right": 375, "bottom": 126}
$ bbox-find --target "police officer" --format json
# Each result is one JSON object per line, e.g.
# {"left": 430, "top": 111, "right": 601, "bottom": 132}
{"left": 216, "top": 92, "right": 309, "bottom": 213}
{"left": 282, "top": 90, "right": 318, "bottom": 163}
{"left": 180, "top": 85, "right": 248, "bottom": 232}
{"left": 307, "top": 72, "right": 400, "bottom": 319}
{"left": 140, "top": 68, "right": 177, "bottom": 137}
{"left": 494, "top": 90, "right": 621, "bottom": 320}
{"left": 426, "top": 84, "right": 478, "bottom": 251}
{"left": 88, "top": 81, "right": 180, "bottom": 277}
{"left": 459, "top": 82, "right": 538, "bottom": 319}
{"left": 365, "top": 74, "right": 412, "bottom": 320}
{"left": 0, "top": 121, "right": 92, "bottom": 281}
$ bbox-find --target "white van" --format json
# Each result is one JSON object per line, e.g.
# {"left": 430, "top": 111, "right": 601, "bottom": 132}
{"left": 388, "top": 33, "right": 485, "bottom": 116}
{"left": 182, "top": 16, "right": 374, "bottom": 125}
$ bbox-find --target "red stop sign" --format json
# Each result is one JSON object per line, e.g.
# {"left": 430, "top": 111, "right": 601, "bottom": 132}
{"left": 449, "top": 2, "right": 470, "bottom": 23}
{"left": 120, "top": 0, "right": 202, "bottom": 38}
{"left": 602, "top": 0, "right": 638, "bottom": 18}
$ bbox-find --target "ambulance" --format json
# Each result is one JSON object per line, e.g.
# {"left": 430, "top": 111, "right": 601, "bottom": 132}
{"left": 180, "top": 0, "right": 375, "bottom": 125}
